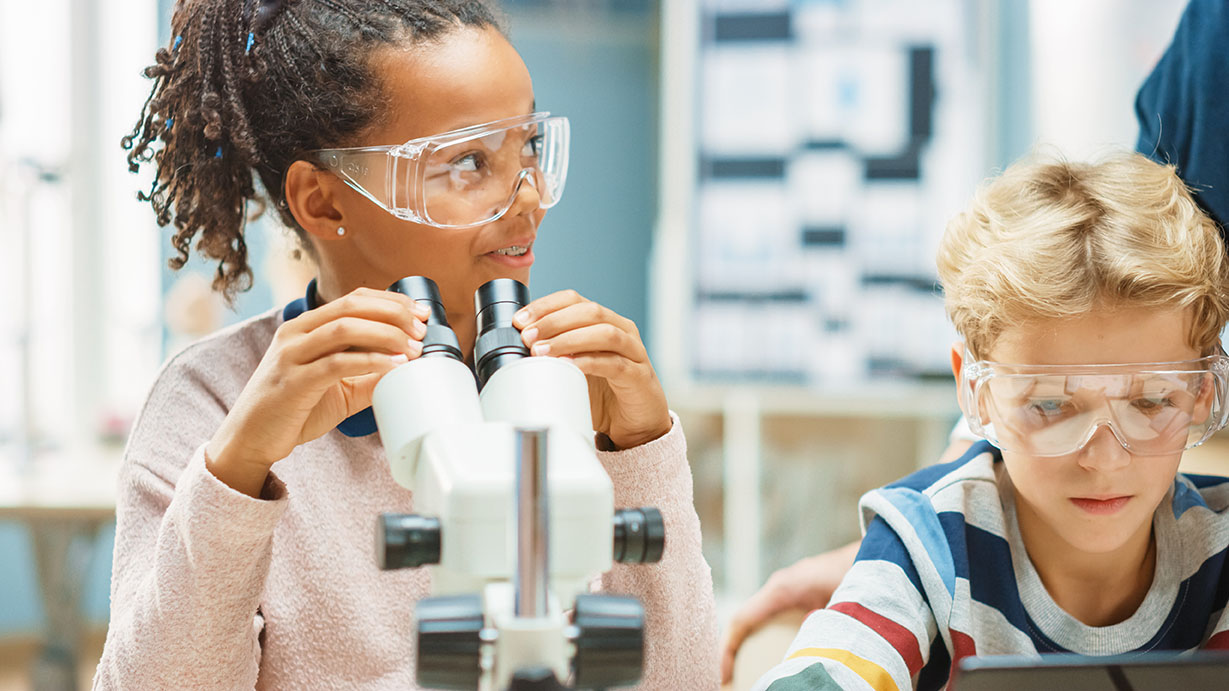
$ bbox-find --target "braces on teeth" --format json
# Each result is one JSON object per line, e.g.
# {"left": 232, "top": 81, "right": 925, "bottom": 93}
{"left": 494, "top": 246, "right": 529, "bottom": 256}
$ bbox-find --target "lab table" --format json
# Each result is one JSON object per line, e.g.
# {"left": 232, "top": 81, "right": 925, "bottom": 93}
{"left": 0, "top": 450, "right": 119, "bottom": 691}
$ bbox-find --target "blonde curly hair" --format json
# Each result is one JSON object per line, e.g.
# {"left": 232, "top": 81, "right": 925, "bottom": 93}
{"left": 938, "top": 151, "right": 1229, "bottom": 359}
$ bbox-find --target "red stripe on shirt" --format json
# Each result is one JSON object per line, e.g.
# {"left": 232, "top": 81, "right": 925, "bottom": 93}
{"left": 949, "top": 628, "right": 977, "bottom": 678}
{"left": 1206, "top": 630, "right": 1229, "bottom": 649}
{"left": 828, "top": 601, "right": 924, "bottom": 676}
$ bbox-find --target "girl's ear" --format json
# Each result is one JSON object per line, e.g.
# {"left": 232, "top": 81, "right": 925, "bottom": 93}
{"left": 284, "top": 160, "right": 344, "bottom": 241}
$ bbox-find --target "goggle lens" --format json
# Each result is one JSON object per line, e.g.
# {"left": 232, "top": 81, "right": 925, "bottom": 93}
{"left": 963, "top": 355, "right": 1229, "bottom": 457}
{"left": 311, "top": 113, "right": 569, "bottom": 229}
{"left": 416, "top": 115, "right": 568, "bottom": 228}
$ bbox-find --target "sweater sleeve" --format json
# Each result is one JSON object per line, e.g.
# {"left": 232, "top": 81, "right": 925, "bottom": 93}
{"left": 94, "top": 349, "right": 288, "bottom": 690}
{"left": 751, "top": 516, "right": 941, "bottom": 691}
{"left": 595, "top": 412, "right": 720, "bottom": 691}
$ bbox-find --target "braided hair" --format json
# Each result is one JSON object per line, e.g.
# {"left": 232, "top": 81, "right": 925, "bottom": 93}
{"left": 122, "top": 0, "right": 502, "bottom": 302}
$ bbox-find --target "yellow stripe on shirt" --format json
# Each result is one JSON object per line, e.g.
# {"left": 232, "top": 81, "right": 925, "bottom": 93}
{"left": 786, "top": 647, "right": 901, "bottom": 691}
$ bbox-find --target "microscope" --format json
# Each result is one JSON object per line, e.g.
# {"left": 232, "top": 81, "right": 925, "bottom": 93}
{"left": 372, "top": 277, "right": 665, "bottom": 691}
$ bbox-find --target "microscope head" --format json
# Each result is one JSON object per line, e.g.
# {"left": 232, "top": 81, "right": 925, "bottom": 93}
{"left": 373, "top": 277, "right": 664, "bottom": 690}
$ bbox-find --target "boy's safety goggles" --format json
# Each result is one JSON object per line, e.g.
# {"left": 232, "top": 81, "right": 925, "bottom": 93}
{"left": 960, "top": 351, "right": 1229, "bottom": 457}
{"left": 309, "top": 112, "right": 569, "bottom": 229}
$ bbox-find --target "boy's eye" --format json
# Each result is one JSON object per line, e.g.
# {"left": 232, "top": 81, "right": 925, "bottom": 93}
{"left": 1131, "top": 396, "right": 1174, "bottom": 414}
{"left": 1025, "top": 399, "right": 1072, "bottom": 419}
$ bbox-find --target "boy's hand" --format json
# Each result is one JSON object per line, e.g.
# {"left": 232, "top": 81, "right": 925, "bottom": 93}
{"left": 515, "top": 290, "right": 670, "bottom": 450}
{"left": 721, "top": 540, "right": 861, "bottom": 683}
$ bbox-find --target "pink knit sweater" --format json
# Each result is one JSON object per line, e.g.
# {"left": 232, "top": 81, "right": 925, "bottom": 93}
{"left": 94, "top": 309, "right": 719, "bottom": 690}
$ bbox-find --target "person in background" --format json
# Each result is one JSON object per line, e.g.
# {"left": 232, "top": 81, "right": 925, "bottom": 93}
{"left": 1135, "top": 0, "right": 1228, "bottom": 232}
{"left": 721, "top": 0, "right": 1229, "bottom": 680}
{"left": 754, "top": 150, "right": 1229, "bottom": 690}
{"left": 97, "top": 1, "right": 718, "bottom": 688}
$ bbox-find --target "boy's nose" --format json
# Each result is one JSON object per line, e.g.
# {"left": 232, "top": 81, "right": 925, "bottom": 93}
{"left": 1075, "top": 423, "right": 1132, "bottom": 472}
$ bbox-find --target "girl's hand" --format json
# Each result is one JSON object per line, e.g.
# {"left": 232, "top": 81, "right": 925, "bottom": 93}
{"left": 206, "top": 287, "right": 429, "bottom": 496}
{"left": 514, "top": 290, "right": 670, "bottom": 450}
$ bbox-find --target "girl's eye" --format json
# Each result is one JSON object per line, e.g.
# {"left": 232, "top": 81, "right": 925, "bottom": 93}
{"left": 451, "top": 151, "right": 487, "bottom": 173}
{"left": 523, "top": 135, "right": 544, "bottom": 158}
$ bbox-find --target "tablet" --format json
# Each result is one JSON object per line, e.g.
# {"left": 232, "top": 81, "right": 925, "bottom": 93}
{"left": 953, "top": 651, "right": 1229, "bottom": 691}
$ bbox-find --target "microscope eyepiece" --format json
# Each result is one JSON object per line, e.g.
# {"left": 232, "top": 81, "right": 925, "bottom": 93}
{"left": 474, "top": 278, "right": 531, "bottom": 389}
{"left": 388, "top": 276, "right": 463, "bottom": 361}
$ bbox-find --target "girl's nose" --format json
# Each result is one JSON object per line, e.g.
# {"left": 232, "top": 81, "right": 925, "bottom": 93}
{"left": 506, "top": 169, "right": 543, "bottom": 217}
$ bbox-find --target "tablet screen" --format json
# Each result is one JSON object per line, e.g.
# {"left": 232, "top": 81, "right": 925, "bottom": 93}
{"left": 954, "top": 652, "right": 1229, "bottom": 691}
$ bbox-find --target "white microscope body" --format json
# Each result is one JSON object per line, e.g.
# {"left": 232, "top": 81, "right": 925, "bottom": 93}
{"left": 372, "top": 278, "right": 659, "bottom": 691}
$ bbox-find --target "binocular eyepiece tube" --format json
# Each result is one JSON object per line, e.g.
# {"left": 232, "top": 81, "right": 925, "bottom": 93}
{"left": 387, "top": 276, "right": 464, "bottom": 361}
{"left": 387, "top": 276, "right": 533, "bottom": 385}
{"left": 474, "top": 278, "right": 532, "bottom": 390}
{"left": 389, "top": 275, "right": 533, "bottom": 388}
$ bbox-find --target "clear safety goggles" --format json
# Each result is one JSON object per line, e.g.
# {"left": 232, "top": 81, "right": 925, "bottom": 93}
{"left": 960, "top": 351, "right": 1229, "bottom": 457}
{"left": 310, "top": 112, "right": 569, "bottom": 229}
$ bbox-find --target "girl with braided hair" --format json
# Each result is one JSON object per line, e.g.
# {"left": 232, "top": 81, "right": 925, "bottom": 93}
{"left": 98, "top": 1, "right": 718, "bottom": 687}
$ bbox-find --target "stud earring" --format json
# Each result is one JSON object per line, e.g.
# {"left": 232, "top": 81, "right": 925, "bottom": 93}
{"left": 336, "top": 226, "right": 346, "bottom": 237}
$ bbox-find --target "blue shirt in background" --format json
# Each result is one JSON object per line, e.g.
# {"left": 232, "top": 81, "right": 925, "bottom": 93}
{"left": 1136, "top": 0, "right": 1229, "bottom": 232}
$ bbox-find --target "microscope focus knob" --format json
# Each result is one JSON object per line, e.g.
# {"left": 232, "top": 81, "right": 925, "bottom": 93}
{"left": 612, "top": 508, "right": 665, "bottom": 564}
{"left": 377, "top": 514, "right": 441, "bottom": 570}
{"left": 416, "top": 594, "right": 485, "bottom": 690}
{"left": 570, "top": 594, "right": 645, "bottom": 689}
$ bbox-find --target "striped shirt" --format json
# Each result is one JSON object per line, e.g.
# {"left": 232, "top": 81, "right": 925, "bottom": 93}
{"left": 753, "top": 440, "right": 1229, "bottom": 691}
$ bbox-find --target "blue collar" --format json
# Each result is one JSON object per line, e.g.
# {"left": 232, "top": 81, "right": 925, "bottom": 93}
{"left": 282, "top": 279, "right": 379, "bottom": 438}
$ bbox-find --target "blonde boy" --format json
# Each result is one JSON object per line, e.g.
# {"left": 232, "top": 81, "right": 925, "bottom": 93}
{"left": 754, "top": 152, "right": 1229, "bottom": 691}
